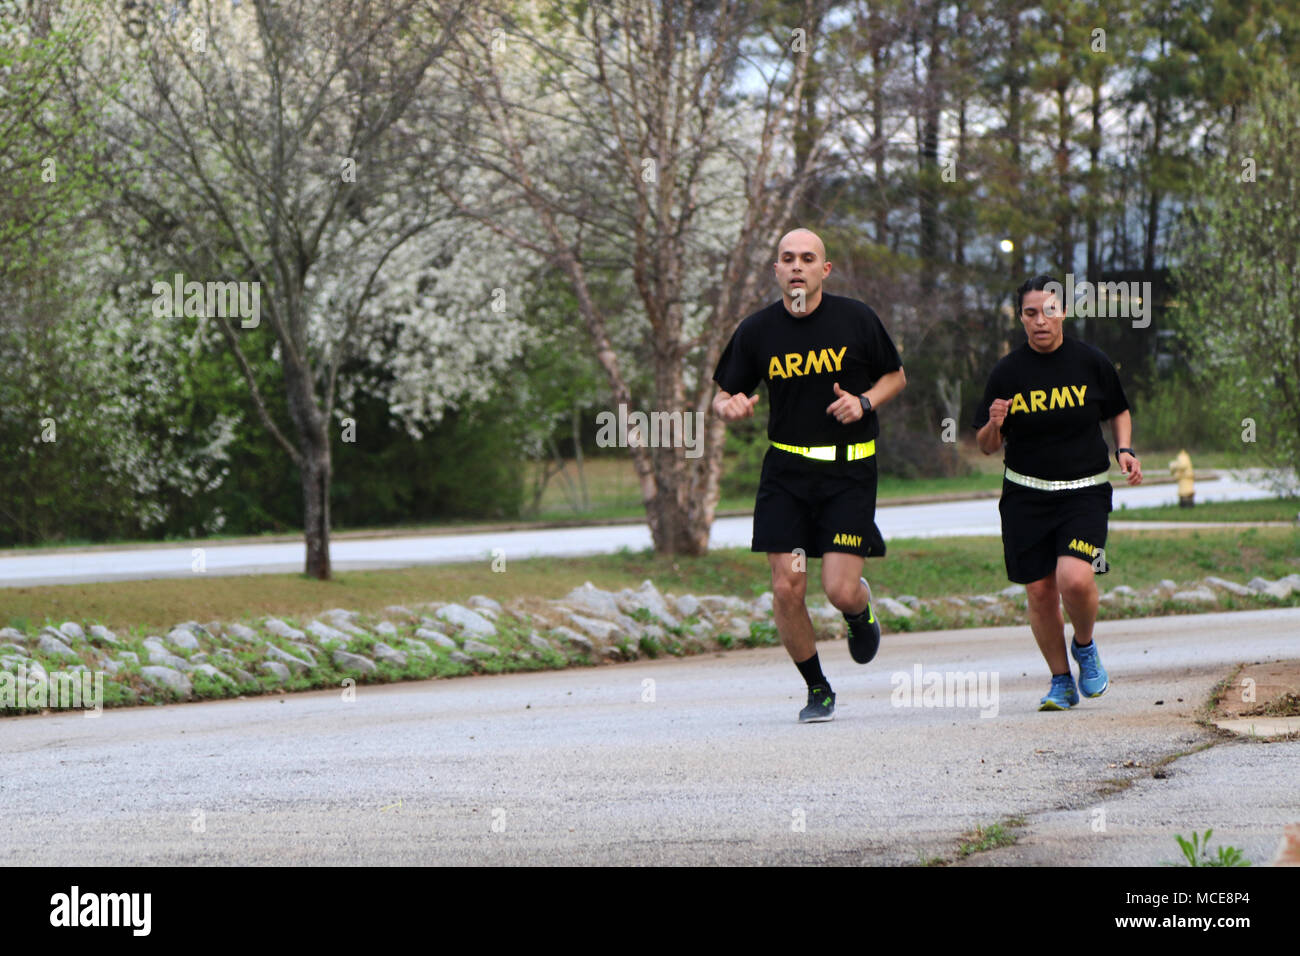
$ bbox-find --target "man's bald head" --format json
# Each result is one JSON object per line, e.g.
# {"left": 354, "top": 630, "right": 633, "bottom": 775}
{"left": 773, "top": 228, "right": 831, "bottom": 315}
{"left": 777, "top": 228, "right": 827, "bottom": 262}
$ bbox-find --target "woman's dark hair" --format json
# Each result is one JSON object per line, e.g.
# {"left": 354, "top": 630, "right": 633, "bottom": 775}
{"left": 1015, "top": 274, "right": 1062, "bottom": 315}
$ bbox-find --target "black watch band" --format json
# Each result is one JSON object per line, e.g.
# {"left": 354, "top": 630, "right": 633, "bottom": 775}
{"left": 1115, "top": 447, "right": 1135, "bottom": 463}
{"left": 859, "top": 394, "right": 873, "bottom": 415}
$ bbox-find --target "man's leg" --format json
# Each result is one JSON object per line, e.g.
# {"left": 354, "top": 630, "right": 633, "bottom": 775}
{"left": 821, "top": 551, "right": 868, "bottom": 614}
{"left": 1025, "top": 574, "right": 1069, "bottom": 675}
{"left": 770, "top": 552, "right": 836, "bottom": 722}
{"left": 768, "top": 552, "right": 815, "bottom": 662}
{"left": 1056, "top": 555, "right": 1099, "bottom": 646}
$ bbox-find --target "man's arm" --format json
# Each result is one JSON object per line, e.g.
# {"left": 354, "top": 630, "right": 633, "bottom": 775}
{"left": 865, "top": 368, "right": 906, "bottom": 409}
{"left": 1109, "top": 409, "right": 1142, "bottom": 485}
{"left": 713, "top": 386, "right": 760, "bottom": 422}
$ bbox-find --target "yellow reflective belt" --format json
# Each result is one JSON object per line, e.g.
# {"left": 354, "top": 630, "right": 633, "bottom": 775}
{"left": 772, "top": 440, "right": 875, "bottom": 462}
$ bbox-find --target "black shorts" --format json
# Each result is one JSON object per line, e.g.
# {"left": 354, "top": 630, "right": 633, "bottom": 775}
{"left": 751, "top": 447, "right": 886, "bottom": 558}
{"left": 998, "top": 480, "right": 1112, "bottom": 584}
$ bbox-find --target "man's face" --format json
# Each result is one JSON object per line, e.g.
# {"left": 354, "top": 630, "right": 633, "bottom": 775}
{"left": 774, "top": 234, "right": 831, "bottom": 308}
{"left": 1020, "top": 289, "right": 1064, "bottom": 352}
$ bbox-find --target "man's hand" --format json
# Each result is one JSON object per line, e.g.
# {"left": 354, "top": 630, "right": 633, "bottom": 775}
{"left": 987, "top": 398, "right": 1010, "bottom": 428}
{"left": 826, "top": 382, "right": 864, "bottom": 424}
{"left": 1118, "top": 451, "right": 1143, "bottom": 486}
{"left": 715, "top": 391, "right": 760, "bottom": 422}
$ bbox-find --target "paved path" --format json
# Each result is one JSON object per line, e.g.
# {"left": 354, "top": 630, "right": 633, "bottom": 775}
{"left": 0, "top": 473, "right": 1283, "bottom": 587}
{"left": 3, "top": 607, "right": 1295, "bottom": 865}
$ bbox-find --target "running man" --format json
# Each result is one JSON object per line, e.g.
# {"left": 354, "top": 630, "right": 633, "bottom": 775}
{"left": 973, "top": 274, "right": 1143, "bottom": 711}
{"left": 712, "top": 228, "right": 907, "bottom": 723}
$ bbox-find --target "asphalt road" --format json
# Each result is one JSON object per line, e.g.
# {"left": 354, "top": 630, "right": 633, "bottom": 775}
{"left": 0, "top": 472, "right": 1282, "bottom": 587}
{"left": 3, "top": 607, "right": 1296, "bottom": 866}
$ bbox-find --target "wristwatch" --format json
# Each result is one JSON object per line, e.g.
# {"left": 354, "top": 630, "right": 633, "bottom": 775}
{"left": 859, "top": 394, "right": 873, "bottom": 416}
{"left": 1115, "top": 447, "right": 1135, "bottom": 464}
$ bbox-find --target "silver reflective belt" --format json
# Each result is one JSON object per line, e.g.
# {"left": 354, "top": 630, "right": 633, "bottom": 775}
{"left": 1004, "top": 466, "right": 1111, "bottom": 491}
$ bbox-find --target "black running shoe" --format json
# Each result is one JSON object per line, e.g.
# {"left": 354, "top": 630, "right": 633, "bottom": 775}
{"left": 799, "top": 685, "right": 836, "bottom": 723}
{"left": 845, "top": 577, "right": 881, "bottom": 664}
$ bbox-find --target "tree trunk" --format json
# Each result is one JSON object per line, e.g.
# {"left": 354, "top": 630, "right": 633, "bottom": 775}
{"left": 299, "top": 444, "right": 331, "bottom": 580}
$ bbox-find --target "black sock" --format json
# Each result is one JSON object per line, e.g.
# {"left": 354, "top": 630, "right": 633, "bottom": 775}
{"left": 796, "top": 652, "right": 829, "bottom": 691}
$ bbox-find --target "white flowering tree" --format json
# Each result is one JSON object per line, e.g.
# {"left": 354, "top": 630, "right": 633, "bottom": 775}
{"left": 75, "top": 0, "right": 534, "bottom": 577}
{"left": 439, "top": 0, "right": 849, "bottom": 554}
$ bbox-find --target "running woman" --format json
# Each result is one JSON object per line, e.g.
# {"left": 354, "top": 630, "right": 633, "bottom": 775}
{"left": 973, "top": 274, "right": 1143, "bottom": 711}
{"left": 712, "top": 228, "right": 907, "bottom": 723}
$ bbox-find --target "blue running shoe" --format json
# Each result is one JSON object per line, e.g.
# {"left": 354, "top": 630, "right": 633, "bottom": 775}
{"left": 1039, "top": 673, "right": 1079, "bottom": 711}
{"left": 1071, "top": 637, "right": 1109, "bottom": 697}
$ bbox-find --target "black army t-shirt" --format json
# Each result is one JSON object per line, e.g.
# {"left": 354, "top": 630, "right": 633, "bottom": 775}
{"left": 972, "top": 337, "right": 1130, "bottom": 480}
{"left": 712, "top": 293, "right": 903, "bottom": 447}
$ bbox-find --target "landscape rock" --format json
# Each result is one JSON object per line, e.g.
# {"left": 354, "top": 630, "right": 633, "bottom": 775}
{"left": 462, "top": 639, "right": 500, "bottom": 658}
{"left": 403, "top": 640, "right": 434, "bottom": 657}
{"left": 331, "top": 650, "right": 376, "bottom": 674}
{"left": 569, "top": 613, "right": 623, "bottom": 642}
{"left": 1172, "top": 588, "right": 1217, "bottom": 604}
{"left": 263, "top": 643, "right": 313, "bottom": 674}
{"left": 528, "top": 634, "right": 553, "bottom": 653}
{"left": 87, "top": 625, "right": 120, "bottom": 646}
{"left": 999, "top": 584, "right": 1027, "bottom": 599}
{"left": 306, "top": 620, "right": 351, "bottom": 646}
{"left": 383, "top": 605, "right": 416, "bottom": 620}
{"left": 563, "top": 582, "right": 623, "bottom": 619}
{"left": 896, "top": 594, "right": 922, "bottom": 608}
{"left": 1204, "top": 576, "right": 1255, "bottom": 597}
{"left": 436, "top": 604, "right": 497, "bottom": 637}
{"left": 697, "top": 594, "right": 748, "bottom": 617}
{"left": 1156, "top": 579, "right": 1178, "bottom": 592}
{"left": 877, "top": 597, "right": 915, "bottom": 618}
{"left": 143, "top": 640, "right": 192, "bottom": 671}
{"left": 116, "top": 651, "right": 140, "bottom": 666}
{"left": 449, "top": 650, "right": 474, "bottom": 665}
{"left": 550, "top": 626, "right": 594, "bottom": 652}
{"left": 468, "top": 595, "right": 504, "bottom": 615}
{"left": 374, "top": 621, "right": 398, "bottom": 637}
{"left": 288, "top": 643, "right": 320, "bottom": 665}
{"left": 970, "top": 595, "right": 1002, "bottom": 607}
{"left": 415, "top": 628, "right": 458, "bottom": 649}
{"left": 230, "top": 667, "right": 256, "bottom": 684}
{"left": 946, "top": 597, "right": 967, "bottom": 607}
{"left": 372, "top": 642, "right": 408, "bottom": 667}
{"left": 58, "top": 622, "right": 86, "bottom": 642}
{"left": 225, "top": 623, "right": 259, "bottom": 643}
{"left": 192, "top": 663, "right": 234, "bottom": 685}
{"left": 1109, "top": 585, "right": 1137, "bottom": 597}
{"left": 167, "top": 627, "right": 202, "bottom": 651}
{"left": 140, "top": 665, "right": 192, "bottom": 697}
{"left": 750, "top": 592, "right": 775, "bottom": 616}
{"left": 264, "top": 618, "right": 306, "bottom": 641}
{"left": 1247, "top": 576, "right": 1294, "bottom": 599}
{"left": 673, "top": 594, "right": 701, "bottom": 619}
{"left": 0, "top": 627, "right": 26, "bottom": 643}
{"left": 258, "top": 661, "right": 291, "bottom": 683}
{"left": 37, "top": 633, "right": 81, "bottom": 660}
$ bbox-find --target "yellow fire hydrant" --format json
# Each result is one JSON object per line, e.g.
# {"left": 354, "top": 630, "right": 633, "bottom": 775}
{"left": 1169, "top": 449, "right": 1195, "bottom": 507}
